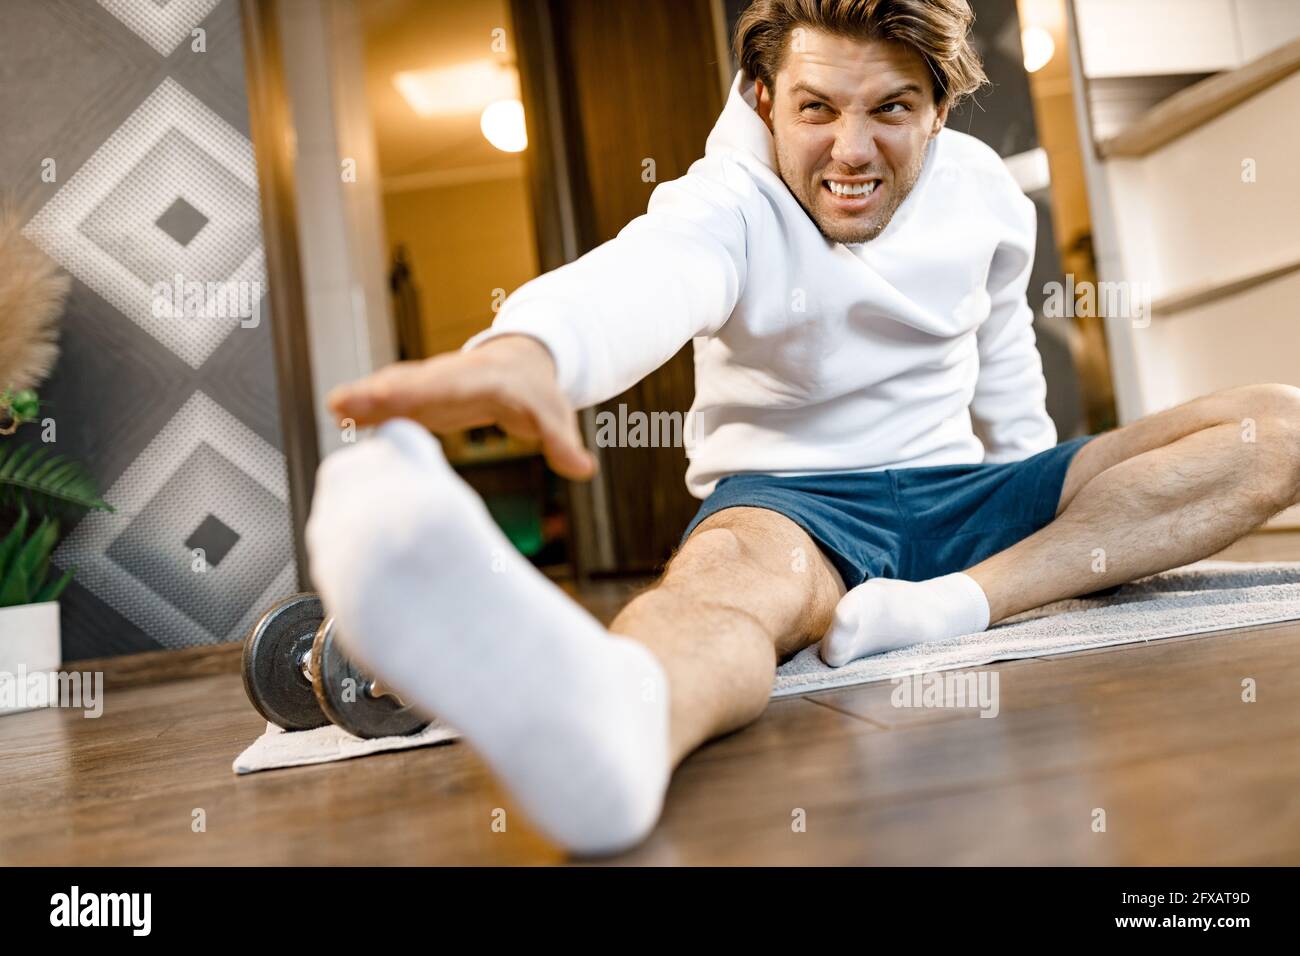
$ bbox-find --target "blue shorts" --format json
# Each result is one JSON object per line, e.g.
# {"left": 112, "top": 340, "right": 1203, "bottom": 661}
{"left": 682, "top": 435, "right": 1098, "bottom": 589}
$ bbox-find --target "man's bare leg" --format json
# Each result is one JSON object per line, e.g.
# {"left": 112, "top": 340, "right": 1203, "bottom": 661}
{"left": 612, "top": 506, "right": 845, "bottom": 766}
{"left": 966, "top": 383, "right": 1300, "bottom": 622}
{"left": 821, "top": 383, "right": 1300, "bottom": 664}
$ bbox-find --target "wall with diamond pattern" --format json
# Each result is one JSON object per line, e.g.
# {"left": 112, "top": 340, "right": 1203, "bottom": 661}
{"left": 4, "top": 0, "right": 296, "bottom": 659}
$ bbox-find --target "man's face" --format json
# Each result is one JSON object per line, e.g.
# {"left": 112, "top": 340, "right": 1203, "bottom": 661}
{"left": 755, "top": 29, "right": 949, "bottom": 244}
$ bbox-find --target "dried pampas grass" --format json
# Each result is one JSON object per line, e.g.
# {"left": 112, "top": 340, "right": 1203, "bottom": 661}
{"left": 0, "top": 198, "right": 68, "bottom": 392}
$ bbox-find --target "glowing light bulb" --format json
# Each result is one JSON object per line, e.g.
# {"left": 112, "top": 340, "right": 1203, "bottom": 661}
{"left": 480, "top": 99, "right": 527, "bottom": 153}
{"left": 1021, "top": 26, "right": 1055, "bottom": 73}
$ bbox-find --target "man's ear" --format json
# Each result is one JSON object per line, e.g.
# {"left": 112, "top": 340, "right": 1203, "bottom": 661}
{"left": 931, "top": 100, "right": 950, "bottom": 136}
{"left": 754, "top": 77, "right": 775, "bottom": 131}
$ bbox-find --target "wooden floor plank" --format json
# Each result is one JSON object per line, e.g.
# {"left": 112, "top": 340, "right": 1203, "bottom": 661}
{"left": 617, "top": 624, "right": 1300, "bottom": 864}
{"left": 0, "top": 677, "right": 874, "bottom": 865}
{"left": 626, "top": 730, "right": 1300, "bottom": 865}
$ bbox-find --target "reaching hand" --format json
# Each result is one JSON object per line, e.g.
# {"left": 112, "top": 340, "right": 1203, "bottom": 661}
{"left": 325, "top": 335, "right": 595, "bottom": 480}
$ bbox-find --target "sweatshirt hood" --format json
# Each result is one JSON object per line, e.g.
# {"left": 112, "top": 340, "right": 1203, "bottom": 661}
{"left": 703, "top": 70, "right": 950, "bottom": 243}
{"left": 705, "top": 72, "right": 778, "bottom": 170}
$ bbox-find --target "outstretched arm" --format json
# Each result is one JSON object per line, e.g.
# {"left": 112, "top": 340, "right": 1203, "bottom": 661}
{"left": 466, "top": 156, "right": 751, "bottom": 408}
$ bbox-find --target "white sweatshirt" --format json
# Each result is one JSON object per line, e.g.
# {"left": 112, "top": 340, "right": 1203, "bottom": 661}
{"left": 468, "top": 72, "right": 1057, "bottom": 498}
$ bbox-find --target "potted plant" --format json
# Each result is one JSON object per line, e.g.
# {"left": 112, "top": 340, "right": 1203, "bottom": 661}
{"left": 0, "top": 434, "right": 111, "bottom": 714}
{"left": 0, "top": 506, "right": 72, "bottom": 708}
{"left": 0, "top": 199, "right": 109, "bottom": 713}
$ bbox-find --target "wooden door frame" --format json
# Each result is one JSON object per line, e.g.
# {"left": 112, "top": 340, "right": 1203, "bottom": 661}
{"left": 240, "top": 0, "right": 320, "bottom": 591}
{"left": 510, "top": 0, "right": 616, "bottom": 577}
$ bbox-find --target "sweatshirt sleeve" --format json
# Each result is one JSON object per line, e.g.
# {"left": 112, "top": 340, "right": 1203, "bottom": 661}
{"left": 463, "top": 155, "right": 751, "bottom": 410}
{"left": 969, "top": 188, "right": 1058, "bottom": 463}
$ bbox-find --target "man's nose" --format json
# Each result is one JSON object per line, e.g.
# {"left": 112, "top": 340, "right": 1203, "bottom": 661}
{"left": 830, "top": 119, "right": 880, "bottom": 170}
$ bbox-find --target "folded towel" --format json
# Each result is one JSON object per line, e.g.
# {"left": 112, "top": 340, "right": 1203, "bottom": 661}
{"left": 233, "top": 719, "right": 459, "bottom": 774}
{"left": 772, "top": 559, "right": 1300, "bottom": 697}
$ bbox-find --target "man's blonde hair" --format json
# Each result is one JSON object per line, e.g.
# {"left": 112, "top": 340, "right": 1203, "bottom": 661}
{"left": 734, "top": 0, "right": 987, "bottom": 106}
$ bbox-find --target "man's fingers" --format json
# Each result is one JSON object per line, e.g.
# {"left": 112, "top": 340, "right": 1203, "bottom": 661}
{"left": 325, "top": 352, "right": 592, "bottom": 479}
{"left": 328, "top": 358, "right": 481, "bottom": 429}
{"left": 535, "top": 404, "right": 596, "bottom": 480}
{"left": 327, "top": 364, "right": 418, "bottom": 424}
{"left": 497, "top": 392, "right": 593, "bottom": 479}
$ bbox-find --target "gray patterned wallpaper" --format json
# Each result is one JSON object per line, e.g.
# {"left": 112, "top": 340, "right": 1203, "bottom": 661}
{"left": 3, "top": 0, "right": 296, "bottom": 659}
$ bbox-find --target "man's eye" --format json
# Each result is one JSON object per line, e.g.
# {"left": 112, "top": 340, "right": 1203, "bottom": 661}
{"left": 877, "top": 102, "right": 910, "bottom": 115}
{"left": 801, "top": 102, "right": 829, "bottom": 113}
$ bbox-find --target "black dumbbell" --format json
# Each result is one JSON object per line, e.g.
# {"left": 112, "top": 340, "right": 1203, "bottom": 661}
{"left": 241, "top": 593, "right": 430, "bottom": 739}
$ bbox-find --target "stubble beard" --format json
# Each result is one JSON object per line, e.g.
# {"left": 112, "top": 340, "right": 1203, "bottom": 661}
{"left": 773, "top": 130, "right": 931, "bottom": 245}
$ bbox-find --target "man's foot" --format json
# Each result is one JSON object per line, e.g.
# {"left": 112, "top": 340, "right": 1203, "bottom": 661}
{"left": 820, "top": 573, "right": 991, "bottom": 666}
{"left": 305, "top": 420, "right": 670, "bottom": 855}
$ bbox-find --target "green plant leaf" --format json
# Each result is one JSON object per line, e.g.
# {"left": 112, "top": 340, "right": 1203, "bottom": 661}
{"left": 0, "top": 506, "right": 30, "bottom": 584}
{"left": 15, "top": 447, "right": 44, "bottom": 480}
{"left": 0, "top": 508, "right": 75, "bottom": 606}
{"left": 0, "top": 553, "right": 29, "bottom": 607}
{"left": 27, "top": 515, "right": 60, "bottom": 591}
{"left": 35, "top": 564, "right": 75, "bottom": 603}
{"left": 0, "top": 441, "right": 112, "bottom": 516}
{"left": 2, "top": 442, "right": 35, "bottom": 478}
{"left": 2, "top": 515, "right": 58, "bottom": 606}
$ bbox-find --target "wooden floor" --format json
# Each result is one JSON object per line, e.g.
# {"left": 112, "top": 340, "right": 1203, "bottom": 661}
{"left": 3, "top": 534, "right": 1298, "bottom": 865}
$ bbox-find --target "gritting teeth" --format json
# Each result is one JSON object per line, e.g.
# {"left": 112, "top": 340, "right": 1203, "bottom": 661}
{"left": 828, "top": 180, "right": 877, "bottom": 197}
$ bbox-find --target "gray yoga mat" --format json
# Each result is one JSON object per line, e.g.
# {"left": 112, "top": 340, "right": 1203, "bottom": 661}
{"left": 771, "top": 559, "right": 1300, "bottom": 698}
{"left": 236, "top": 559, "right": 1300, "bottom": 772}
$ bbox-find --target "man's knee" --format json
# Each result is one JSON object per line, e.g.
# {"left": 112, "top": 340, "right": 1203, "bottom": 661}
{"left": 660, "top": 511, "right": 842, "bottom": 641}
{"left": 665, "top": 524, "right": 808, "bottom": 603}
{"left": 1237, "top": 385, "right": 1300, "bottom": 498}
{"left": 666, "top": 525, "right": 747, "bottom": 576}
{"left": 1223, "top": 382, "right": 1300, "bottom": 423}
{"left": 1204, "top": 390, "right": 1300, "bottom": 513}
{"left": 1257, "top": 414, "right": 1300, "bottom": 510}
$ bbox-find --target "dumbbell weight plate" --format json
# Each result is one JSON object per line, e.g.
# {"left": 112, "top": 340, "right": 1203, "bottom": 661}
{"left": 310, "top": 617, "right": 431, "bottom": 739}
{"left": 241, "top": 592, "right": 332, "bottom": 731}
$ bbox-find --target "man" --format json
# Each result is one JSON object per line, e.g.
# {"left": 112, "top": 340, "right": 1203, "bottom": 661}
{"left": 306, "top": 0, "right": 1300, "bottom": 854}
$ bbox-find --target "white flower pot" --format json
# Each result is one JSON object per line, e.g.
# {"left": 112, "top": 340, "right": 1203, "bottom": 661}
{"left": 0, "top": 601, "right": 62, "bottom": 716}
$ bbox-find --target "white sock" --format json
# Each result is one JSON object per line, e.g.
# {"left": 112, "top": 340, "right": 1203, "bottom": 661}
{"left": 305, "top": 419, "right": 670, "bottom": 855}
{"left": 820, "top": 573, "right": 991, "bottom": 667}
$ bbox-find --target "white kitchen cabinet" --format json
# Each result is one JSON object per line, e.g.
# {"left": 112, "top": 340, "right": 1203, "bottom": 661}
{"left": 1075, "top": 0, "right": 1240, "bottom": 78}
